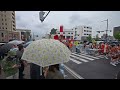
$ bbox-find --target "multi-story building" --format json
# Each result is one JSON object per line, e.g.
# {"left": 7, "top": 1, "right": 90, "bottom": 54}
{"left": 113, "top": 26, "right": 120, "bottom": 37}
{"left": 0, "top": 11, "right": 20, "bottom": 42}
{"left": 72, "top": 25, "right": 92, "bottom": 41}
{"left": 16, "top": 29, "right": 32, "bottom": 41}
{"left": 56, "top": 29, "right": 75, "bottom": 40}
{"left": 0, "top": 11, "right": 16, "bottom": 31}
{"left": 55, "top": 25, "right": 92, "bottom": 41}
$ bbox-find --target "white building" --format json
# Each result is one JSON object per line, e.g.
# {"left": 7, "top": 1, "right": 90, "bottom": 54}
{"left": 72, "top": 26, "right": 92, "bottom": 41}
{"left": 56, "top": 29, "right": 75, "bottom": 40}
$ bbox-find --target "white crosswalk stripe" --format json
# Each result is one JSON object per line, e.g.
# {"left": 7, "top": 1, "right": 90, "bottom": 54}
{"left": 80, "top": 53, "right": 100, "bottom": 59}
{"left": 69, "top": 53, "right": 104, "bottom": 64}
{"left": 70, "top": 54, "right": 89, "bottom": 62}
{"left": 69, "top": 58, "right": 82, "bottom": 64}
{"left": 71, "top": 53, "right": 94, "bottom": 61}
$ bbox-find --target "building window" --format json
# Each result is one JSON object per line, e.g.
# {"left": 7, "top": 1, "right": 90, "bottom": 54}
{"left": 68, "top": 33, "right": 70, "bottom": 34}
{"left": 58, "top": 33, "right": 60, "bottom": 34}
{"left": 71, "top": 33, "right": 73, "bottom": 34}
{"left": 0, "top": 27, "right": 1, "bottom": 29}
{"left": 1, "top": 33, "right": 4, "bottom": 37}
{"left": 12, "top": 16, "right": 15, "bottom": 19}
{"left": 12, "top": 13, "right": 14, "bottom": 16}
{"left": 13, "top": 24, "right": 15, "bottom": 27}
{"left": 84, "top": 26, "right": 86, "bottom": 28}
{"left": 2, "top": 27, "right": 4, "bottom": 29}
{"left": 84, "top": 34, "right": 86, "bottom": 35}
{"left": 2, "top": 19, "right": 3, "bottom": 21}
{"left": 2, "top": 23, "right": 4, "bottom": 25}
{"left": 5, "top": 19, "right": 6, "bottom": 21}
{"left": 75, "top": 28, "right": 77, "bottom": 30}
{"left": 84, "top": 30, "right": 86, "bottom": 32}
{"left": 13, "top": 21, "right": 15, "bottom": 23}
{"left": 2, "top": 39, "right": 4, "bottom": 41}
{"left": 87, "top": 34, "right": 88, "bottom": 35}
{"left": 5, "top": 15, "right": 6, "bottom": 17}
{"left": 63, "top": 32, "right": 65, "bottom": 34}
{"left": 6, "top": 28, "right": 7, "bottom": 29}
{"left": 13, "top": 28, "right": 15, "bottom": 30}
{"left": 1, "top": 14, "right": 3, "bottom": 17}
{"left": 5, "top": 23, "right": 7, "bottom": 25}
{"left": 78, "top": 35, "right": 79, "bottom": 36}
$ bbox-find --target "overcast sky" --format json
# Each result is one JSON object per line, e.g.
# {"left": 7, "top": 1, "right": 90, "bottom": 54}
{"left": 16, "top": 11, "right": 120, "bottom": 38}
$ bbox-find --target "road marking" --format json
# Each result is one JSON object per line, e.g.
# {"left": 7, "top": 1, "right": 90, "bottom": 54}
{"left": 96, "top": 55, "right": 104, "bottom": 58}
{"left": 70, "top": 55, "right": 89, "bottom": 62}
{"left": 63, "top": 64, "right": 84, "bottom": 79}
{"left": 72, "top": 53, "right": 94, "bottom": 61}
{"left": 80, "top": 53, "right": 100, "bottom": 59}
{"left": 69, "top": 58, "right": 82, "bottom": 64}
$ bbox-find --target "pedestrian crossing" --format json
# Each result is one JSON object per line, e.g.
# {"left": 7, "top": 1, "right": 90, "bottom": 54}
{"left": 69, "top": 53, "right": 104, "bottom": 64}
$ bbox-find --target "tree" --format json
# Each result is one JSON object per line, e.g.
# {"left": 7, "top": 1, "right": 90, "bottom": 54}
{"left": 114, "top": 32, "right": 120, "bottom": 41}
{"left": 86, "top": 35, "right": 92, "bottom": 42}
{"left": 95, "top": 34, "right": 99, "bottom": 41}
{"left": 50, "top": 28, "right": 57, "bottom": 35}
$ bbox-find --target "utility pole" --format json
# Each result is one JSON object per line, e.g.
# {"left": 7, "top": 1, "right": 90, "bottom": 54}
{"left": 106, "top": 19, "right": 108, "bottom": 42}
{"left": 101, "top": 19, "right": 109, "bottom": 42}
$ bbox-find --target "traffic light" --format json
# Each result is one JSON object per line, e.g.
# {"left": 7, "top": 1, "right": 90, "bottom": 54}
{"left": 39, "top": 11, "right": 45, "bottom": 22}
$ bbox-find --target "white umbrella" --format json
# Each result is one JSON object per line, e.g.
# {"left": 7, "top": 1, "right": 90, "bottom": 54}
{"left": 8, "top": 40, "right": 24, "bottom": 45}
{"left": 21, "top": 39, "right": 71, "bottom": 68}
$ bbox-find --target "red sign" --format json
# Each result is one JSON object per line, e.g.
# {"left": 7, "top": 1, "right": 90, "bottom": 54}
{"left": 60, "top": 25, "right": 63, "bottom": 32}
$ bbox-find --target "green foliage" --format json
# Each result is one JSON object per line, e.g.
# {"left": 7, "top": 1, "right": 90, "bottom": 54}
{"left": 50, "top": 28, "right": 57, "bottom": 35}
{"left": 86, "top": 35, "right": 92, "bottom": 42}
{"left": 114, "top": 32, "right": 120, "bottom": 40}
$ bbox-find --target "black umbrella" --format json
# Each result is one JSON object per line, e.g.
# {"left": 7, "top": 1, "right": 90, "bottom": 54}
{"left": 1, "top": 43, "right": 14, "bottom": 54}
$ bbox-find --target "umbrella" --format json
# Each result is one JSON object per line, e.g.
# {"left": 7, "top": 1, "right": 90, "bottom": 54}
{"left": 21, "top": 39, "right": 71, "bottom": 68}
{"left": 1, "top": 43, "right": 14, "bottom": 54}
{"left": 8, "top": 40, "right": 24, "bottom": 45}
{"left": 23, "top": 41, "right": 33, "bottom": 48}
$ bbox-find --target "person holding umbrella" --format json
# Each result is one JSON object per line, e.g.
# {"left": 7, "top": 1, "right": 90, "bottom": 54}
{"left": 43, "top": 64, "right": 64, "bottom": 79}
{"left": 16, "top": 44, "right": 27, "bottom": 79}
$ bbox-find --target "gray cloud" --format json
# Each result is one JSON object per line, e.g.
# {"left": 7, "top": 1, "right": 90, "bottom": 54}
{"left": 15, "top": 11, "right": 120, "bottom": 38}
{"left": 69, "top": 14, "right": 93, "bottom": 27}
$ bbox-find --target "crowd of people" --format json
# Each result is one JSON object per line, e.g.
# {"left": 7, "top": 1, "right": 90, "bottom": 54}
{"left": 1, "top": 37, "right": 120, "bottom": 79}
{"left": 82, "top": 42, "right": 120, "bottom": 67}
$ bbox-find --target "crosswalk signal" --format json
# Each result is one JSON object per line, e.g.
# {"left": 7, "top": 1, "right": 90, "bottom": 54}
{"left": 39, "top": 11, "right": 45, "bottom": 22}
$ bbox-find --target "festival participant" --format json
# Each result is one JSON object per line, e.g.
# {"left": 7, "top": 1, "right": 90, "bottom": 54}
{"left": 101, "top": 42, "right": 105, "bottom": 55}
{"left": 109, "top": 45, "right": 118, "bottom": 66}
{"left": 104, "top": 43, "right": 109, "bottom": 59}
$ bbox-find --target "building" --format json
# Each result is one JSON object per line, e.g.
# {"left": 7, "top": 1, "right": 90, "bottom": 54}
{"left": 16, "top": 29, "right": 32, "bottom": 41}
{"left": 0, "top": 11, "right": 20, "bottom": 42}
{"left": 113, "top": 26, "right": 120, "bottom": 37}
{"left": 0, "top": 11, "right": 16, "bottom": 31}
{"left": 101, "top": 34, "right": 115, "bottom": 41}
{"left": 56, "top": 29, "right": 75, "bottom": 40}
{"left": 72, "top": 26, "right": 92, "bottom": 41}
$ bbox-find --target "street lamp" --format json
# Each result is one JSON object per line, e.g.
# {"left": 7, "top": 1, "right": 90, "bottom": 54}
{"left": 101, "top": 19, "right": 108, "bottom": 42}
